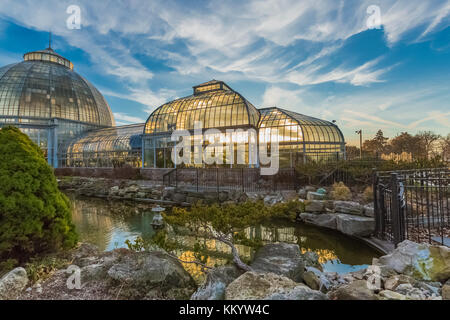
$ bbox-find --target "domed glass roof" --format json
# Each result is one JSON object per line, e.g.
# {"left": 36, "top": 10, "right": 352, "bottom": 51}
{"left": 0, "top": 48, "right": 115, "bottom": 127}
{"left": 144, "top": 80, "right": 260, "bottom": 134}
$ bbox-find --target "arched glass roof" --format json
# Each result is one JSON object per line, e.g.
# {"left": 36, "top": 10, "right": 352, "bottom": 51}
{"left": 64, "top": 124, "right": 143, "bottom": 155}
{"left": 258, "top": 107, "right": 345, "bottom": 144}
{"left": 0, "top": 48, "right": 115, "bottom": 127}
{"left": 144, "top": 80, "right": 260, "bottom": 134}
{"left": 61, "top": 124, "right": 143, "bottom": 167}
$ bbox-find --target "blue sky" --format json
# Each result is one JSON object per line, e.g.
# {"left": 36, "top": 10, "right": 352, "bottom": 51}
{"left": 0, "top": 0, "right": 449, "bottom": 145}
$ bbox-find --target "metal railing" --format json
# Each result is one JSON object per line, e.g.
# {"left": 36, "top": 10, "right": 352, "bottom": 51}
{"left": 162, "top": 167, "right": 297, "bottom": 192}
{"left": 374, "top": 168, "right": 450, "bottom": 246}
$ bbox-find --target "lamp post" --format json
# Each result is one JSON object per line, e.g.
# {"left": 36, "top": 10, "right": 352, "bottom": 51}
{"left": 355, "top": 130, "right": 363, "bottom": 159}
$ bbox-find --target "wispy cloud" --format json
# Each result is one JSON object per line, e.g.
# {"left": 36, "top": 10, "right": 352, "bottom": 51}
{"left": 113, "top": 113, "right": 146, "bottom": 124}
{"left": 286, "top": 57, "right": 395, "bottom": 86}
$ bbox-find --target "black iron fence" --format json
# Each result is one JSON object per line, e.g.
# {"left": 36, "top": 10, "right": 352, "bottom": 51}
{"left": 163, "top": 167, "right": 297, "bottom": 192}
{"left": 374, "top": 168, "right": 450, "bottom": 246}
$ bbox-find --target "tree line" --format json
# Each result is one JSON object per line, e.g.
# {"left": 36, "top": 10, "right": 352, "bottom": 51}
{"left": 346, "top": 130, "right": 450, "bottom": 161}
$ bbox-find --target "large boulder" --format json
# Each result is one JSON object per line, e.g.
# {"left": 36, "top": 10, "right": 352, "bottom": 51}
{"left": 336, "top": 214, "right": 375, "bottom": 237}
{"left": 251, "top": 243, "right": 304, "bottom": 282}
{"left": 225, "top": 272, "right": 326, "bottom": 300}
{"left": 304, "top": 200, "right": 326, "bottom": 213}
{"left": 377, "top": 240, "right": 450, "bottom": 282}
{"left": 328, "top": 280, "right": 378, "bottom": 300}
{"left": 0, "top": 267, "right": 29, "bottom": 300}
{"left": 307, "top": 192, "right": 326, "bottom": 201}
{"left": 334, "top": 201, "right": 364, "bottom": 216}
{"left": 107, "top": 250, "right": 197, "bottom": 299}
{"left": 265, "top": 285, "right": 328, "bottom": 300}
{"left": 299, "top": 213, "right": 337, "bottom": 230}
{"left": 191, "top": 266, "right": 243, "bottom": 300}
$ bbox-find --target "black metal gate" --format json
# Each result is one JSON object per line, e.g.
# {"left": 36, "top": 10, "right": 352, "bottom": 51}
{"left": 163, "top": 167, "right": 297, "bottom": 192}
{"left": 374, "top": 168, "right": 450, "bottom": 246}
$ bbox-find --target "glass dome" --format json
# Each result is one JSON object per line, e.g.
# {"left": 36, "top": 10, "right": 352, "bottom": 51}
{"left": 0, "top": 48, "right": 115, "bottom": 127}
{"left": 144, "top": 80, "right": 260, "bottom": 134}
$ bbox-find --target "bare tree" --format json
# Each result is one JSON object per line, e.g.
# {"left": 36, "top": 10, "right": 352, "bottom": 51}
{"left": 416, "top": 131, "right": 441, "bottom": 160}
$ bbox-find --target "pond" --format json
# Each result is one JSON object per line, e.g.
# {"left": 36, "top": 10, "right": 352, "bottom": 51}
{"left": 68, "top": 193, "right": 380, "bottom": 281}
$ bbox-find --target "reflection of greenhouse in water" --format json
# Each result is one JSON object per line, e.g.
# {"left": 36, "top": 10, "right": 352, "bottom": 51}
{"left": 68, "top": 196, "right": 378, "bottom": 282}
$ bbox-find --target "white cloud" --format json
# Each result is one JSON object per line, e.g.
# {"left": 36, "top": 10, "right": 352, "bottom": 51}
{"left": 113, "top": 113, "right": 146, "bottom": 124}
{"left": 286, "top": 58, "right": 393, "bottom": 86}
{"left": 103, "top": 87, "right": 177, "bottom": 114}
{"left": 0, "top": 0, "right": 448, "bottom": 87}
{"left": 262, "top": 86, "right": 305, "bottom": 108}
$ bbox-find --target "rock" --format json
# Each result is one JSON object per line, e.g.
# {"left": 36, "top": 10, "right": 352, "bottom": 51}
{"left": 265, "top": 285, "right": 328, "bottom": 300}
{"left": 443, "top": 281, "right": 450, "bottom": 300}
{"left": 377, "top": 240, "right": 450, "bottom": 282}
{"left": 281, "top": 190, "right": 298, "bottom": 202}
{"left": 302, "top": 251, "right": 322, "bottom": 271}
{"left": 334, "top": 201, "right": 364, "bottom": 216}
{"left": 379, "top": 290, "right": 407, "bottom": 300}
{"left": 395, "top": 283, "right": 426, "bottom": 299}
{"left": 218, "top": 191, "right": 229, "bottom": 202}
{"left": 110, "top": 186, "right": 120, "bottom": 195}
{"left": 124, "top": 185, "right": 140, "bottom": 193}
{"left": 336, "top": 214, "right": 375, "bottom": 237}
{"left": 297, "top": 188, "right": 307, "bottom": 199}
{"left": 415, "top": 281, "right": 441, "bottom": 296}
{"left": 172, "top": 192, "right": 187, "bottom": 203}
{"left": 136, "top": 192, "right": 147, "bottom": 199}
{"left": 299, "top": 213, "right": 337, "bottom": 230}
{"left": 225, "top": 272, "right": 296, "bottom": 300}
{"left": 71, "top": 243, "right": 101, "bottom": 267}
{"left": 304, "top": 200, "right": 326, "bottom": 213}
{"left": 0, "top": 267, "right": 29, "bottom": 300}
{"left": 383, "top": 274, "right": 416, "bottom": 291}
{"left": 225, "top": 272, "right": 326, "bottom": 300}
{"left": 191, "top": 266, "right": 243, "bottom": 300}
{"left": 328, "top": 280, "right": 378, "bottom": 300}
{"left": 303, "top": 270, "right": 321, "bottom": 291}
{"left": 263, "top": 193, "right": 283, "bottom": 206}
{"left": 307, "top": 192, "right": 326, "bottom": 201}
{"left": 162, "top": 187, "right": 175, "bottom": 200}
{"left": 245, "top": 192, "right": 261, "bottom": 201}
{"left": 107, "top": 250, "right": 196, "bottom": 299}
{"left": 251, "top": 243, "right": 305, "bottom": 282}
{"left": 363, "top": 205, "right": 375, "bottom": 218}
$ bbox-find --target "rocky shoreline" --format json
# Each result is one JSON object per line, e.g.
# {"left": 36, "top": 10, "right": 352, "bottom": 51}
{"left": 1, "top": 240, "right": 448, "bottom": 300}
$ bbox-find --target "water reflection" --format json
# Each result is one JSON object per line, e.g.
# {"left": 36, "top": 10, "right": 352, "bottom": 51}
{"left": 68, "top": 194, "right": 379, "bottom": 279}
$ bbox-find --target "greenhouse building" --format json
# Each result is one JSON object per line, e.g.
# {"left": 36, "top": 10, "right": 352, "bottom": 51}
{"left": 0, "top": 47, "right": 346, "bottom": 169}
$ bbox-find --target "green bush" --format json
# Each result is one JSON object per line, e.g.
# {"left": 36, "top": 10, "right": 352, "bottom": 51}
{"left": 0, "top": 126, "right": 78, "bottom": 272}
{"left": 268, "top": 200, "right": 305, "bottom": 221}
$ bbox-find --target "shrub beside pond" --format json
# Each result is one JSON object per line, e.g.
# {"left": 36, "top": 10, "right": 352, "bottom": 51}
{"left": 0, "top": 126, "right": 78, "bottom": 275}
